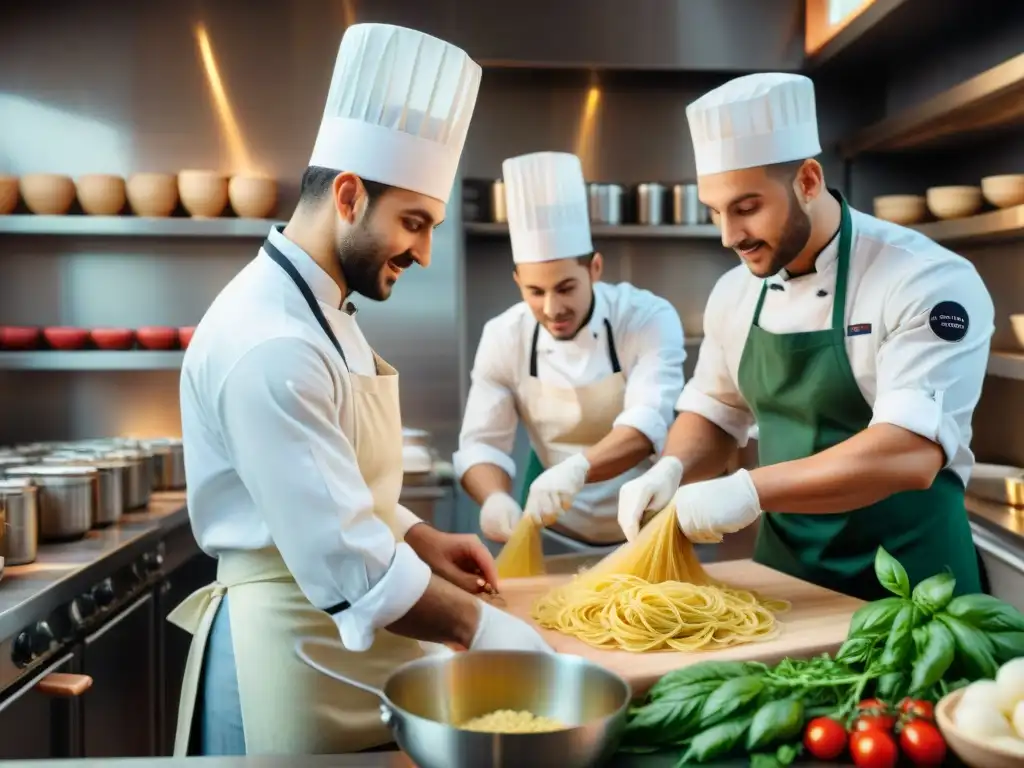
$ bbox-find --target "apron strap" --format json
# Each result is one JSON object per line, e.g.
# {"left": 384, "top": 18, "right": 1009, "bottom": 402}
{"left": 263, "top": 228, "right": 349, "bottom": 370}
{"left": 528, "top": 317, "right": 622, "bottom": 376}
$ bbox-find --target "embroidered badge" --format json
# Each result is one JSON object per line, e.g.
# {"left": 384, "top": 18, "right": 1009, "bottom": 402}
{"left": 929, "top": 301, "right": 969, "bottom": 342}
{"left": 847, "top": 323, "right": 872, "bottom": 337}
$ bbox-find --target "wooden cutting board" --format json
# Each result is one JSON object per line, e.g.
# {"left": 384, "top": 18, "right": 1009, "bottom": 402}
{"left": 495, "top": 558, "right": 865, "bottom": 699}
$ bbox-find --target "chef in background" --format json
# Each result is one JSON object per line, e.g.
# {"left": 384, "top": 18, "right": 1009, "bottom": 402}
{"left": 170, "top": 23, "right": 551, "bottom": 758}
{"left": 618, "top": 72, "right": 993, "bottom": 601}
{"left": 455, "top": 151, "right": 686, "bottom": 554}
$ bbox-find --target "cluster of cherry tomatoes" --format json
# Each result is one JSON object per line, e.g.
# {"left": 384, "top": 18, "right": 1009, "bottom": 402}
{"left": 803, "top": 697, "right": 947, "bottom": 768}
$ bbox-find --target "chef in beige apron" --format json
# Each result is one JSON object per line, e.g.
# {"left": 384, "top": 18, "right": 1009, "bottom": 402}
{"left": 454, "top": 151, "right": 687, "bottom": 555}
{"left": 172, "top": 23, "right": 551, "bottom": 757}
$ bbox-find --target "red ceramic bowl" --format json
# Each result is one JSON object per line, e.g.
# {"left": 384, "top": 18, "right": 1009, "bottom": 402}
{"left": 178, "top": 326, "right": 196, "bottom": 349}
{"left": 136, "top": 326, "right": 178, "bottom": 350}
{"left": 43, "top": 327, "right": 90, "bottom": 350}
{"left": 0, "top": 326, "right": 41, "bottom": 350}
{"left": 90, "top": 328, "right": 136, "bottom": 350}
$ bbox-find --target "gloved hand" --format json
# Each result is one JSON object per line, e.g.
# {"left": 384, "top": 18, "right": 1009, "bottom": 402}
{"left": 617, "top": 456, "right": 684, "bottom": 541}
{"left": 524, "top": 453, "right": 590, "bottom": 526}
{"left": 471, "top": 600, "right": 554, "bottom": 653}
{"left": 673, "top": 469, "right": 762, "bottom": 543}
{"left": 479, "top": 491, "right": 523, "bottom": 542}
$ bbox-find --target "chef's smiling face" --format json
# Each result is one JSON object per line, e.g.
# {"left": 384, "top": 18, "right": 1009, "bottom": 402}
{"left": 699, "top": 162, "right": 815, "bottom": 279}
{"left": 333, "top": 174, "right": 445, "bottom": 301}
{"left": 514, "top": 253, "right": 603, "bottom": 340}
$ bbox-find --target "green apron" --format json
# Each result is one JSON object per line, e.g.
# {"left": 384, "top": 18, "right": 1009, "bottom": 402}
{"left": 735, "top": 192, "right": 982, "bottom": 602}
{"left": 518, "top": 449, "right": 546, "bottom": 508}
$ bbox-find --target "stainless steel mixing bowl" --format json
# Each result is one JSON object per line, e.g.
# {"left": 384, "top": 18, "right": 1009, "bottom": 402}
{"left": 295, "top": 639, "right": 630, "bottom": 768}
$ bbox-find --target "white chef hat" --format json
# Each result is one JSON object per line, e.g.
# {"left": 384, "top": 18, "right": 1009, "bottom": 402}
{"left": 686, "top": 73, "right": 821, "bottom": 177}
{"left": 502, "top": 151, "right": 593, "bottom": 264}
{"left": 309, "top": 23, "right": 482, "bottom": 204}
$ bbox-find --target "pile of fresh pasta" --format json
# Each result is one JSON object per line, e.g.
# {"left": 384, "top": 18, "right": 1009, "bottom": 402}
{"left": 495, "top": 506, "right": 788, "bottom": 653}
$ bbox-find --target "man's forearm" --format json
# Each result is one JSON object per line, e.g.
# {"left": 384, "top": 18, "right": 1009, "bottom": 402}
{"left": 749, "top": 424, "right": 945, "bottom": 514}
{"left": 662, "top": 412, "right": 739, "bottom": 483}
{"left": 583, "top": 426, "right": 654, "bottom": 483}
{"left": 460, "top": 463, "right": 513, "bottom": 505}
{"left": 386, "top": 574, "right": 480, "bottom": 647}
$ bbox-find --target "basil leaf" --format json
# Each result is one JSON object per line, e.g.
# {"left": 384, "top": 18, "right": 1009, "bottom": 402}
{"left": 990, "top": 632, "right": 1024, "bottom": 664}
{"left": 776, "top": 742, "right": 803, "bottom": 764}
{"left": 848, "top": 596, "right": 904, "bottom": 637}
{"left": 912, "top": 571, "right": 956, "bottom": 616}
{"left": 946, "top": 594, "right": 1024, "bottom": 634}
{"left": 937, "top": 612, "right": 999, "bottom": 679}
{"left": 746, "top": 698, "right": 805, "bottom": 752}
{"left": 647, "top": 661, "right": 754, "bottom": 700}
{"left": 835, "top": 634, "right": 874, "bottom": 665}
{"left": 910, "top": 619, "right": 956, "bottom": 695}
{"left": 680, "top": 716, "right": 751, "bottom": 763}
{"left": 875, "top": 547, "right": 911, "bottom": 598}
{"left": 624, "top": 696, "right": 705, "bottom": 746}
{"left": 699, "top": 675, "right": 765, "bottom": 727}
{"left": 879, "top": 603, "right": 917, "bottom": 670}
{"left": 912, "top": 626, "right": 930, "bottom": 658}
{"left": 876, "top": 671, "right": 905, "bottom": 700}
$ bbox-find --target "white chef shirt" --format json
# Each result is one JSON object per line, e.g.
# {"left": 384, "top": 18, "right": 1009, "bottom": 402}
{"left": 677, "top": 206, "right": 994, "bottom": 486}
{"left": 454, "top": 280, "right": 686, "bottom": 483}
{"left": 179, "top": 226, "right": 430, "bottom": 652}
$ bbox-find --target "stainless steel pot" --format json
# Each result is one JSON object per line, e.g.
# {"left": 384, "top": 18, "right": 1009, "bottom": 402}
{"left": 103, "top": 449, "right": 151, "bottom": 510}
{"left": 0, "top": 479, "right": 38, "bottom": 565}
{"left": 671, "top": 182, "right": 710, "bottom": 225}
{"left": 588, "top": 183, "right": 623, "bottom": 225}
{"left": 636, "top": 183, "right": 667, "bottom": 225}
{"left": 295, "top": 641, "right": 630, "bottom": 768}
{"left": 4, "top": 466, "right": 95, "bottom": 541}
{"left": 144, "top": 438, "right": 186, "bottom": 491}
{"left": 0, "top": 455, "right": 30, "bottom": 478}
{"left": 42, "top": 456, "right": 125, "bottom": 526}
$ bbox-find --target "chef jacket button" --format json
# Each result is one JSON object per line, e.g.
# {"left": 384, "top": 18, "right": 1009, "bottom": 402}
{"left": 817, "top": 289, "right": 828, "bottom": 297}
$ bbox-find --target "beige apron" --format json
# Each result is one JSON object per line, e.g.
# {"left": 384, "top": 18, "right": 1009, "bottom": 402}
{"left": 168, "top": 350, "right": 427, "bottom": 755}
{"left": 518, "top": 318, "right": 650, "bottom": 545}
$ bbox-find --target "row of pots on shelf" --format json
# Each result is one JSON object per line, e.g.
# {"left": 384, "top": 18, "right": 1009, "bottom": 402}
{"left": 873, "top": 174, "right": 1024, "bottom": 225}
{"left": 0, "top": 326, "right": 195, "bottom": 351}
{"left": 0, "top": 171, "right": 278, "bottom": 219}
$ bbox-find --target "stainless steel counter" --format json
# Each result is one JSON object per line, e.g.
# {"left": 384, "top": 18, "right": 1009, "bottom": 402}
{"left": 0, "top": 493, "right": 189, "bottom": 644}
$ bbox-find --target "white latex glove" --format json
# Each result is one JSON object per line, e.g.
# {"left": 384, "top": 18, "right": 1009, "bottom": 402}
{"left": 673, "top": 469, "right": 762, "bottom": 544}
{"left": 524, "top": 453, "right": 590, "bottom": 526}
{"left": 471, "top": 601, "right": 554, "bottom": 653}
{"left": 479, "top": 491, "right": 523, "bottom": 542}
{"left": 617, "top": 456, "right": 684, "bottom": 541}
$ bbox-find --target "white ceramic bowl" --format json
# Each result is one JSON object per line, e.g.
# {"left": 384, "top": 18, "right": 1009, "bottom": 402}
{"left": 936, "top": 688, "right": 1024, "bottom": 768}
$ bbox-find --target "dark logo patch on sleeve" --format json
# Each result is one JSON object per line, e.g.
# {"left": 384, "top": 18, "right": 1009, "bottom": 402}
{"left": 929, "top": 301, "right": 969, "bottom": 342}
{"left": 847, "top": 323, "right": 872, "bottom": 337}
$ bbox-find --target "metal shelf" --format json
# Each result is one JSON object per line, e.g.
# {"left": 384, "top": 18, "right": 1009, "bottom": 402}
{"left": 912, "top": 205, "right": 1024, "bottom": 246}
{"left": 987, "top": 351, "right": 1024, "bottom": 381}
{"left": 0, "top": 215, "right": 283, "bottom": 238}
{"left": 840, "top": 52, "right": 1024, "bottom": 158}
{"left": 465, "top": 222, "right": 721, "bottom": 240}
{"left": 0, "top": 351, "right": 185, "bottom": 371}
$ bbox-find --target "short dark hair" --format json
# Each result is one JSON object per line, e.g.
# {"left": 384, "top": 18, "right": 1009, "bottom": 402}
{"left": 298, "top": 166, "right": 393, "bottom": 209}
{"left": 766, "top": 159, "right": 807, "bottom": 183}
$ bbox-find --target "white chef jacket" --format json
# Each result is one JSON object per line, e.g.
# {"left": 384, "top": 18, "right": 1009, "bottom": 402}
{"left": 677, "top": 206, "right": 994, "bottom": 486}
{"left": 454, "top": 281, "right": 686, "bottom": 519}
{"left": 179, "top": 226, "right": 430, "bottom": 650}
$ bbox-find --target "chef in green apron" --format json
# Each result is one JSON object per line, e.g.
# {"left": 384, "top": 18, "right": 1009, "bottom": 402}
{"left": 618, "top": 73, "right": 994, "bottom": 601}
{"left": 455, "top": 151, "right": 686, "bottom": 555}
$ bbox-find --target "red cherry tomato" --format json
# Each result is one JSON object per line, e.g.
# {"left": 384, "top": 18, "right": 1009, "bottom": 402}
{"left": 803, "top": 716, "right": 847, "bottom": 760}
{"left": 899, "top": 719, "right": 947, "bottom": 766}
{"left": 850, "top": 729, "right": 899, "bottom": 768}
{"left": 898, "top": 697, "right": 935, "bottom": 721}
{"left": 852, "top": 713, "right": 896, "bottom": 733}
{"left": 858, "top": 698, "right": 889, "bottom": 711}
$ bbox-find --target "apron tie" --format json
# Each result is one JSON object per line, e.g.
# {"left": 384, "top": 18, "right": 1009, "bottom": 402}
{"left": 168, "top": 582, "right": 226, "bottom": 634}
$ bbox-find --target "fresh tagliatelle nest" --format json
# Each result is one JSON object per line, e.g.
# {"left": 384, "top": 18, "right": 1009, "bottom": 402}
{"left": 497, "top": 505, "right": 789, "bottom": 653}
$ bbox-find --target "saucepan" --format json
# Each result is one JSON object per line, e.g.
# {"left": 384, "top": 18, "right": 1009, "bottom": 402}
{"left": 295, "top": 639, "right": 630, "bottom": 768}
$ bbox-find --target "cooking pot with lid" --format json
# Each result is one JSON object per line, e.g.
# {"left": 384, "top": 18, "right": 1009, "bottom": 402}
{"left": 0, "top": 478, "right": 38, "bottom": 565}
{"left": 4, "top": 465, "right": 95, "bottom": 541}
